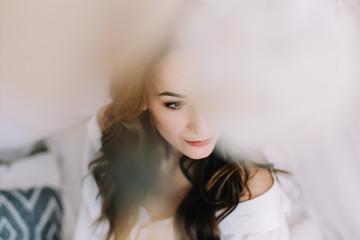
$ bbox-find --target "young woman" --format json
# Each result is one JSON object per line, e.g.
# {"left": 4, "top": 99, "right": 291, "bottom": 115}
{"left": 74, "top": 1, "right": 291, "bottom": 239}
{"left": 74, "top": 47, "right": 291, "bottom": 240}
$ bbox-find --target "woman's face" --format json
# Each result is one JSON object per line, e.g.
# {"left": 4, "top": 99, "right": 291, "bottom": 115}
{"left": 147, "top": 52, "right": 220, "bottom": 160}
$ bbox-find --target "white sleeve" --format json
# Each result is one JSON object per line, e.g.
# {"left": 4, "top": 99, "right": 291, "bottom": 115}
{"left": 74, "top": 115, "right": 109, "bottom": 240}
{"left": 219, "top": 179, "right": 291, "bottom": 240}
{"left": 221, "top": 223, "right": 289, "bottom": 240}
{"left": 74, "top": 201, "right": 104, "bottom": 240}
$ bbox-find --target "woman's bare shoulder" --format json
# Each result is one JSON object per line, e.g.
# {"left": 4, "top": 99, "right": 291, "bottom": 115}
{"left": 239, "top": 166, "right": 274, "bottom": 202}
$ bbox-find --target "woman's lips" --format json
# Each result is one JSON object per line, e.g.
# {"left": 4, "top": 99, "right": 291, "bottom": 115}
{"left": 185, "top": 138, "right": 212, "bottom": 147}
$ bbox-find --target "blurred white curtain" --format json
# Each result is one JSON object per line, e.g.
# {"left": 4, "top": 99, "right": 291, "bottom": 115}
{"left": 280, "top": 1, "right": 360, "bottom": 238}
{"left": 0, "top": 0, "right": 110, "bottom": 160}
{"left": 266, "top": 105, "right": 360, "bottom": 239}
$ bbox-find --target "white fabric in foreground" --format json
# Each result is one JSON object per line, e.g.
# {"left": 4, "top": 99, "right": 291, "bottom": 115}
{"left": 74, "top": 115, "right": 291, "bottom": 240}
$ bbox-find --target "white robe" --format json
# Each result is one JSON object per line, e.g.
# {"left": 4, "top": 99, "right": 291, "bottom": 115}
{"left": 74, "top": 115, "right": 291, "bottom": 240}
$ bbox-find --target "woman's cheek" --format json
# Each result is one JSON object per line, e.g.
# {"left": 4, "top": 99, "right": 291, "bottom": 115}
{"left": 162, "top": 114, "right": 183, "bottom": 131}
{"left": 161, "top": 113, "right": 187, "bottom": 136}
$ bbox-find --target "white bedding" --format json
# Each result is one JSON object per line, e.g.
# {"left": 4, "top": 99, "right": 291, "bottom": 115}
{"left": 0, "top": 152, "right": 61, "bottom": 190}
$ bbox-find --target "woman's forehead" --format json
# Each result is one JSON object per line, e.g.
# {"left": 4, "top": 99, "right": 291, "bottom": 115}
{"left": 153, "top": 51, "right": 194, "bottom": 95}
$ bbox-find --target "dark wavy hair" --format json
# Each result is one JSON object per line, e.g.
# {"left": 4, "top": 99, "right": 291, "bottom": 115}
{"left": 89, "top": 2, "right": 282, "bottom": 238}
{"left": 89, "top": 49, "right": 279, "bottom": 240}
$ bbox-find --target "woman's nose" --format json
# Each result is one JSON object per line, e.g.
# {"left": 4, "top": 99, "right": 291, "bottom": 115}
{"left": 187, "top": 108, "right": 211, "bottom": 136}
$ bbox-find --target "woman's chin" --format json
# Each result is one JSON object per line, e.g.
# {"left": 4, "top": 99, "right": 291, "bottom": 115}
{"left": 183, "top": 147, "right": 213, "bottom": 160}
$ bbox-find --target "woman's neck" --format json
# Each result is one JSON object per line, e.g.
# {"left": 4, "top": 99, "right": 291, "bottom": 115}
{"left": 142, "top": 148, "right": 192, "bottom": 222}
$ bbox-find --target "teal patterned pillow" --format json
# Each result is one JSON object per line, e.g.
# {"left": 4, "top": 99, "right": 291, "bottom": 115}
{"left": 0, "top": 187, "right": 63, "bottom": 240}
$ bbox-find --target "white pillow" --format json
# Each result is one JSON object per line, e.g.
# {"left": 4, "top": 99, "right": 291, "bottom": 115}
{"left": 0, "top": 152, "right": 61, "bottom": 189}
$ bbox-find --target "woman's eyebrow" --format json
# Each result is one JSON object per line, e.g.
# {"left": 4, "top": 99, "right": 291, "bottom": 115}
{"left": 158, "top": 92, "right": 186, "bottom": 98}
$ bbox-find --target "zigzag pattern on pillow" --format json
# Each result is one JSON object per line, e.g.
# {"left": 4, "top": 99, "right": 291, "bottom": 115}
{"left": 0, "top": 187, "right": 63, "bottom": 240}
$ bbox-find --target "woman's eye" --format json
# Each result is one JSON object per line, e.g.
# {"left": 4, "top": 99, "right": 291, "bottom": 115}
{"left": 164, "top": 101, "right": 184, "bottom": 110}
